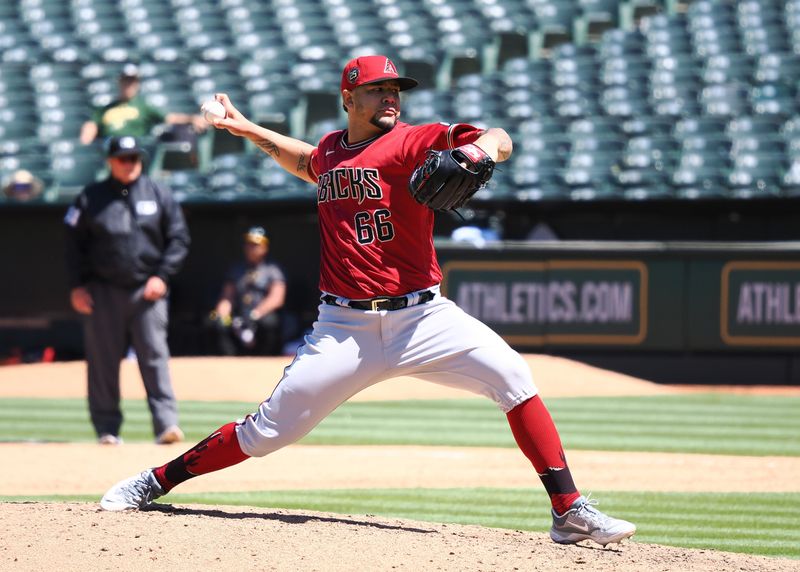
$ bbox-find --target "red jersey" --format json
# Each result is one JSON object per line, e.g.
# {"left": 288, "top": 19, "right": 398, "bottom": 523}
{"left": 308, "top": 121, "right": 482, "bottom": 299}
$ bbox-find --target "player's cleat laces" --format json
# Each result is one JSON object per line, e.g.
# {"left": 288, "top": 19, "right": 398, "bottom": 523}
{"left": 100, "top": 469, "right": 164, "bottom": 511}
{"left": 550, "top": 495, "right": 636, "bottom": 547}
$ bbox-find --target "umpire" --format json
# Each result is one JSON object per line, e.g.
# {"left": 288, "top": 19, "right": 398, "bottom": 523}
{"left": 64, "top": 135, "right": 190, "bottom": 445}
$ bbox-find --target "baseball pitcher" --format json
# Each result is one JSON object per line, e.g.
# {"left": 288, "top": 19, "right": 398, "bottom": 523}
{"left": 101, "top": 55, "right": 635, "bottom": 547}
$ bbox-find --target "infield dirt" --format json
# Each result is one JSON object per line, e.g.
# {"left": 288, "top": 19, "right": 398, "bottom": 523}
{"left": 1, "top": 355, "right": 798, "bottom": 571}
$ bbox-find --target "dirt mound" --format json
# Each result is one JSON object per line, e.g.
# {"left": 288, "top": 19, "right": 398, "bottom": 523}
{"left": 0, "top": 354, "right": 681, "bottom": 402}
{"left": 3, "top": 502, "right": 797, "bottom": 572}
{"left": 2, "top": 357, "right": 798, "bottom": 571}
{"left": 3, "top": 443, "right": 799, "bottom": 496}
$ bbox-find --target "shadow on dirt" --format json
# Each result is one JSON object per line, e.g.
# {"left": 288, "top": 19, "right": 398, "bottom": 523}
{"left": 145, "top": 503, "right": 439, "bottom": 534}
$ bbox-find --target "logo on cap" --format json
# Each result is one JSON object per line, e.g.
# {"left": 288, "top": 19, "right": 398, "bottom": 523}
{"left": 119, "top": 136, "right": 137, "bottom": 150}
{"left": 348, "top": 68, "right": 359, "bottom": 84}
{"left": 384, "top": 58, "right": 398, "bottom": 75}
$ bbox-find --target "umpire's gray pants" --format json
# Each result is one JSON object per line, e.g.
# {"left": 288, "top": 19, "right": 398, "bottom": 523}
{"left": 83, "top": 281, "right": 179, "bottom": 439}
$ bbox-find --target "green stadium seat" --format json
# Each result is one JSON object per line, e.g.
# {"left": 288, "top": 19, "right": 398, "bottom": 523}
{"left": 552, "top": 86, "right": 601, "bottom": 118}
{"left": 619, "top": 0, "right": 663, "bottom": 29}
{"left": 575, "top": 0, "right": 621, "bottom": 44}
{"left": 0, "top": 119, "right": 37, "bottom": 140}
{"left": 570, "top": 183, "right": 625, "bottom": 200}
{"left": 598, "top": 28, "right": 645, "bottom": 57}
{"left": 700, "top": 83, "right": 749, "bottom": 117}
{"left": 749, "top": 82, "right": 796, "bottom": 116}
{"left": 528, "top": 0, "right": 577, "bottom": 57}
{"left": 728, "top": 115, "right": 786, "bottom": 137}
{"left": 754, "top": 53, "right": 800, "bottom": 83}
{"left": 51, "top": 153, "right": 104, "bottom": 199}
{"left": 701, "top": 54, "right": 753, "bottom": 85}
{"left": 153, "top": 169, "right": 209, "bottom": 202}
{"left": 739, "top": 23, "right": 789, "bottom": 57}
{"left": 403, "top": 88, "right": 454, "bottom": 124}
{"left": 727, "top": 152, "right": 783, "bottom": 198}
{"left": 623, "top": 184, "right": 674, "bottom": 200}
{"left": 671, "top": 150, "right": 729, "bottom": 194}
{"left": 618, "top": 116, "right": 670, "bottom": 138}
{"left": 4, "top": 0, "right": 800, "bottom": 206}
{"left": 551, "top": 44, "right": 599, "bottom": 89}
{"left": 615, "top": 134, "right": 676, "bottom": 187}
{"left": 673, "top": 184, "right": 729, "bottom": 200}
{"left": 641, "top": 13, "right": 692, "bottom": 58}
{"left": 601, "top": 85, "right": 649, "bottom": 117}
{"left": 510, "top": 150, "right": 564, "bottom": 189}
{"left": 600, "top": 54, "right": 650, "bottom": 87}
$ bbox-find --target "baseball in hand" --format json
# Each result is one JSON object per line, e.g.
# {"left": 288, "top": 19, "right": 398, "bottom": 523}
{"left": 201, "top": 100, "right": 226, "bottom": 123}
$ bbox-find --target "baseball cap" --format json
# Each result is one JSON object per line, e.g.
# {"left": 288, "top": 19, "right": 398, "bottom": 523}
{"left": 119, "top": 63, "right": 140, "bottom": 79}
{"left": 107, "top": 135, "right": 144, "bottom": 158}
{"left": 244, "top": 226, "right": 269, "bottom": 246}
{"left": 3, "top": 169, "right": 43, "bottom": 199}
{"left": 340, "top": 55, "right": 418, "bottom": 92}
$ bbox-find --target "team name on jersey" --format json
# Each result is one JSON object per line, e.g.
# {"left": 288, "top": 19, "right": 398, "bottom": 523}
{"left": 317, "top": 167, "right": 382, "bottom": 205}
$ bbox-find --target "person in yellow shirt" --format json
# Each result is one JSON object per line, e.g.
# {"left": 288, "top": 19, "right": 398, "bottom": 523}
{"left": 79, "top": 64, "right": 206, "bottom": 145}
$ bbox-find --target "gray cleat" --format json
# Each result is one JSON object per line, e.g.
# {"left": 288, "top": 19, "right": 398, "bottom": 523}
{"left": 100, "top": 469, "right": 164, "bottom": 511}
{"left": 550, "top": 495, "right": 636, "bottom": 547}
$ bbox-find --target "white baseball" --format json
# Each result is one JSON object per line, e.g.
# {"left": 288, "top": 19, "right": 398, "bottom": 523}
{"left": 201, "top": 100, "right": 226, "bottom": 122}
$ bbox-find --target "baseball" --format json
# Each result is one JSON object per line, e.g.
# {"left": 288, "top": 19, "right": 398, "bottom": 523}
{"left": 201, "top": 100, "right": 226, "bottom": 122}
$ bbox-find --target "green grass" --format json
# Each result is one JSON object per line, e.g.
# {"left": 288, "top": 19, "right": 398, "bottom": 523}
{"left": 2, "top": 393, "right": 798, "bottom": 559}
{"left": 1, "top": 394, "right": 798, "bottom": 456}
{"left": 3, "top": 490, "right": 798, "bottom": 559}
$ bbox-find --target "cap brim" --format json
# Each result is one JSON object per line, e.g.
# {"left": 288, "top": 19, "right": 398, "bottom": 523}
{"left": 108, "top": 149, "right": 145, "bottom": 158}
{"left": 359, "top": 76, "right": 419, "bottom": 91}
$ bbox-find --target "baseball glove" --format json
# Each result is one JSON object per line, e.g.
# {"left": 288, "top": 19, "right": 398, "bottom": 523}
{"left": 408, "top": 143, "right": 496, "bottom": 211}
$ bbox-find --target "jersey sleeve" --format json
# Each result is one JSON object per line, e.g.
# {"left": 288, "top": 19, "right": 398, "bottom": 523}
{"left": 402, "top": 122, "right": 483, "bottom": 166}
{"left": 308, "top": 130, "right": 341, "bottom": 183}
{"left": 91, "top": 105, "right": 105, "bottom": 125}
{"left": 307, "top": 147, "right": 320, "bottom": 183}
{"left": 63, "top": 192, "right": 91, "bottom": 288}
{"left": 144, "top": 102, "right": 167, "bottom": 125}
{"left": 268, "top": 263, "right": 287, "bottom": 284}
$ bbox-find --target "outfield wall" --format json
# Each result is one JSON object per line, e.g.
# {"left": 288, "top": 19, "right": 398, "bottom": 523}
{"left": 436, "top": 241, "right": 800, "bottom": 385}
{"left": 1, "top": 202, "right": 798, "bottom": 384}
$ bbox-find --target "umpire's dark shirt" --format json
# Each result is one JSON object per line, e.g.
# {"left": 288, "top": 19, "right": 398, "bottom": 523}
{"left": 64, "top": 174, "right": 190, "bottom": 289}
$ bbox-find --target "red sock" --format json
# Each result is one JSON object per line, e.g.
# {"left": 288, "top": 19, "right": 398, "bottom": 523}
{"left": 506, "top": 395, "right": 581, "bottom": 514}
{"left": 153, "top": 422, "right": 249, "bottom": 492}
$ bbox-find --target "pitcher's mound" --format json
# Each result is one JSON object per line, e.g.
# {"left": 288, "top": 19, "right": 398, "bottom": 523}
{"left": 2, "top": 502, "right": 796, "bottom": 572}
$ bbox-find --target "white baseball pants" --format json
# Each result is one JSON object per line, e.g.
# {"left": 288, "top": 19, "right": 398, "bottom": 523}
{"left": 237, "top": 292, "right": 538, "bottom": 457}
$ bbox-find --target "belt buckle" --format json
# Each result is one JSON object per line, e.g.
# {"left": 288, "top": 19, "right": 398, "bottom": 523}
{"left": 370, "top": 298, "right": 390, "bottom": 311}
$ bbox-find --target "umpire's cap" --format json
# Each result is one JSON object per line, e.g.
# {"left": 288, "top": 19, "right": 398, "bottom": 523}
{"left": 340, "top": 55, "right": 418, "bottom": 92}
{"left": 244, "top": 226, "right": 269, "bottom": 247}
{"left": 107, "top": 135, "right": 144, "bottom": 158}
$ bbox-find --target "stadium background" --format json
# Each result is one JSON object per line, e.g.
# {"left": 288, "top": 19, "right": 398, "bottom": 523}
{"left": 1, "top": 2, "right": 799, "bottom": 567}
{"left": 1, "top": 0, "right": 799, "bottom": 384}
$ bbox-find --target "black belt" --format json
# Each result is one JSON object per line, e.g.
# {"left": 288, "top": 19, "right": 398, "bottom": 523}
{"left": 322, "top": 290, "right": 436, "bottom": 311}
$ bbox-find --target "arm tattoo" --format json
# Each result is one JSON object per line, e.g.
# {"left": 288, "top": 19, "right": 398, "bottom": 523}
{"left": 296, "top": 150, "right": 307, "bottom": 174}
{"left": 254, "top": 138, "right": 280, "bottom": 158}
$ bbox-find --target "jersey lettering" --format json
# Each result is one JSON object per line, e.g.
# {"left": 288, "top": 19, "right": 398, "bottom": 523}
{"left": 317, "top": 171, "right": 330, "bottom": 202}
{"left": 317, "top": 167, "right": 382, "bottom": 204}
{"left": 333, "top": 169, "right": 347, "bottom": 200}
{"left": 362, "top": 169, "right": 381, "bottom": 199}
{"left": 346, "top": 168, "right": 366, "bottom": 204}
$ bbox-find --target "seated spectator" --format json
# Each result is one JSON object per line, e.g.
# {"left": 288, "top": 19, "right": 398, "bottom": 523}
{"left": 2, "top": 170, "right": 44, "bottom": 201}
{"left": 208, "top": 226, "right": 287, "bottom": 356}
{"left": 79, "top": 63, "right": 206, "bottom": 145}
